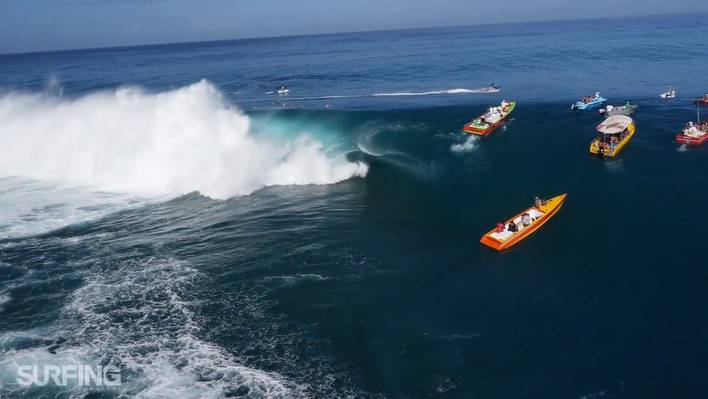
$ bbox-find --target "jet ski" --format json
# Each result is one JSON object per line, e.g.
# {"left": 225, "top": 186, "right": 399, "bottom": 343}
{"left": 660, "top": 88, "right": 676, "bottom": 99}
{"left": 276, "top": 85, "right": 289, "bottom": 95}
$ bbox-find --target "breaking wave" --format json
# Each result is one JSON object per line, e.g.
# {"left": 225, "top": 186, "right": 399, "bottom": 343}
{"left": 0, "top": 80, "right": 367, "bottom": 200}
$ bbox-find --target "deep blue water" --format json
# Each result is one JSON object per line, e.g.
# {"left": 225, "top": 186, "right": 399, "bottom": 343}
{"left": 1, "top": 13, "right": 708, "bottom": 399}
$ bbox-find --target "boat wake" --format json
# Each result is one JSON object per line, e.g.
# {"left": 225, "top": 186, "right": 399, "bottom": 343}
{"left": 283, "top": 86, "right": 499, "bottom": 102}
{"left": 450, "top": 135, "right": 480, "bottom": 154}
{"left": 0, "top": 80, "right": 367, "bottom": 201}
{"left": 372, "top": 87, "right": 499, "bottom": 96}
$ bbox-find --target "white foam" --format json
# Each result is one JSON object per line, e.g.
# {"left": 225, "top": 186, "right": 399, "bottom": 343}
{"left": 285, "top": 87, "right": 497, "bottom": 102}
{"left": 0, "top": 80, "right": 367, "bottom": 200}
{"left": 0, "top": 293, "right": 10, "bottom": 312}
{"left": 373, "top": 87, "right": 498, "bottom": 96}
{"left": 0, "top": 259, "right": 301, "bottom": 398}
{"left": 0, "top": 176, "right": 147, "bottom": 238}
{"left": 450, "top": 135, "right": 479, "bottom": 153}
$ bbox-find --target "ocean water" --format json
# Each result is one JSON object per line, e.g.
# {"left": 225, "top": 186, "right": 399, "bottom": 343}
{"left": 1, "top": 13, "right": 708, "bottom": 399}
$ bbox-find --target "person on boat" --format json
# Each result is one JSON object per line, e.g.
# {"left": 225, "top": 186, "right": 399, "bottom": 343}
{"left": 535, "top": 197, "right": 542, "bottom": 208}
{"left": 507, "top": 221, "right": 518, "bottom": 233}
{"left": 496, "top": 223, "right": 505, "bottom": 233}
{"left": 521, "top": 213, "right": 531, "bottom": 227}
{"left": 610, "top": 136, "right": 619, "bottom": 153}
{"left": 685, "top": 121, "right": 698, "bottom": 134}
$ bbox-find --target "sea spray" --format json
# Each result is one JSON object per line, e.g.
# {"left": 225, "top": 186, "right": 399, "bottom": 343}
{"left": 450, "top": 135, "right": 479, "bottom": 154}
{"left": 0, "top": 80, "right": 367, "bottom": 200}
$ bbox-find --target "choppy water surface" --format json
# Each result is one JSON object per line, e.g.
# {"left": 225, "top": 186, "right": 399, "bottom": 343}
{"left": 1, "top": 14, "right": 708, "bottom": 398}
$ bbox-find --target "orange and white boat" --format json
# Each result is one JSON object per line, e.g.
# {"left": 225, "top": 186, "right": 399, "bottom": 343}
{"left": 463, "top": 101, "right": 516, "bottom": 136}
{"left": 480, "top": 194, "right": 567, "bottom": 251}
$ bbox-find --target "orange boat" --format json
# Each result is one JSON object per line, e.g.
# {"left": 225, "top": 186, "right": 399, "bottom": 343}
{"left": 463, "top": 101, "right": 516, "bottom": 136}
{"left": 480, "top": 194, "right": 567, "bottom": 251}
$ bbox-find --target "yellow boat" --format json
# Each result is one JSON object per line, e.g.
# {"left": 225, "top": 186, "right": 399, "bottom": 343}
{"left": 480, "top": 194, "right": 567, "bottom": 251}
{"left": 589, "top": 115, "right": 636, "bottom": 157}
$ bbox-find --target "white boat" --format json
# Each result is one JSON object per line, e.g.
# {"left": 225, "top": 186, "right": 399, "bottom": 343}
{"left": 660, "top": 88, "right": 676, "bottom": 99}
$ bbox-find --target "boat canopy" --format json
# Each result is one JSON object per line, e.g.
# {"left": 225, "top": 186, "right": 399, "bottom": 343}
{"left": 597, "top": 115, "right": 633, "bottom": 135}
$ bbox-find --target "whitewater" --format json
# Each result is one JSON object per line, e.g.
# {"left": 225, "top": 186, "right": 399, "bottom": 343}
{"left": 0, "top": 80, "right": 368, "bottom": 200}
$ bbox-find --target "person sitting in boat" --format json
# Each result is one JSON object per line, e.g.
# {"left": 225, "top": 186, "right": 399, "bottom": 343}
{"left": 507, "top": 221, "right": 518, "bottom": 233}
{"left": 521, "top": 213, "right": 531, "bottom": 227}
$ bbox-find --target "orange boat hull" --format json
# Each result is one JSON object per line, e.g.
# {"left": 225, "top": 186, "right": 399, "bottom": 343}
{"left": 463, "top": 118, "right": 506, "bottom": 136}
{"left": 462, "top": 101, "right": 516, "bottom": 136}
{"left": 480, "top": 194, "right": 567, "bottom": 251}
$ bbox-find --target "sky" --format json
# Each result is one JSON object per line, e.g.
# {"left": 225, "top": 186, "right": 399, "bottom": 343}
{"left": 0, "top": 0, "right": 707, "bottom": 54}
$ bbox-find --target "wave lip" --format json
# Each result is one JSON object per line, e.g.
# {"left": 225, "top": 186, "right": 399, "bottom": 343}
{"left": 0, "top": 80, "right": 367, "bottom": 200}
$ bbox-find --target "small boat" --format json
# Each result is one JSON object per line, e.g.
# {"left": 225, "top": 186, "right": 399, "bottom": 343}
{"left": 479, "top": 82, "right": 501, "bottom": 93}
{"left": 589, "top": 115, "right": 636, "bottom": 158}
{"left": 462, "top": 100, "right": 516, "bottom": 136}
{"left": 676, "top": 121, "right": 708, "bottom": 145}
{"left": 660, "top": 88, "right": 676, "bottom": 99}
{"left": 480, "top": 194, "right": 567, "bottom": 251}
{"left": 599, "top": 102, "right": 637, "bottom": 116}
{"left": 694, "top": 94, "right": 708, "bottom": 105}
{"left": 571, "top": 92, "right": 607, "bottom": 110}
{"left": 276, "top": 85, "right": 289, "bottom": 95}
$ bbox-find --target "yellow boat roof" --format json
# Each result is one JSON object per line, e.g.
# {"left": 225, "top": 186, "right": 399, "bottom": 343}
{"left": 597, "top": 115, "right": 633, "bottom": 135}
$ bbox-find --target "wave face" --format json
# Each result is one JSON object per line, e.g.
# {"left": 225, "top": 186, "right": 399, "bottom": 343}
{"left": 0, "top": 80, "right": 367, "bottom": 200}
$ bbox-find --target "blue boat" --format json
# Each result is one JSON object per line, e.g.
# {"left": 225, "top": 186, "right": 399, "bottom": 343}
{"left": 571, "top": 92, "right": 607, "bottom": 110}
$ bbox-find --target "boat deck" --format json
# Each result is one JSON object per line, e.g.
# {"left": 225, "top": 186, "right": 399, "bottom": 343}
{"left": 489, "top": 208, "right": 544, "bottom": 242}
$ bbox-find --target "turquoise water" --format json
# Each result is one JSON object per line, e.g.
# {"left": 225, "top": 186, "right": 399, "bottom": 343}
{"left": 1, "top": 13, "right": 708, "bottom": 398}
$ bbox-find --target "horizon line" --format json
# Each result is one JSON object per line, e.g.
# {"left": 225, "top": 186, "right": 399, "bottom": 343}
{"left": 1, "top": 10, "right": 704, "bottom": 57}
